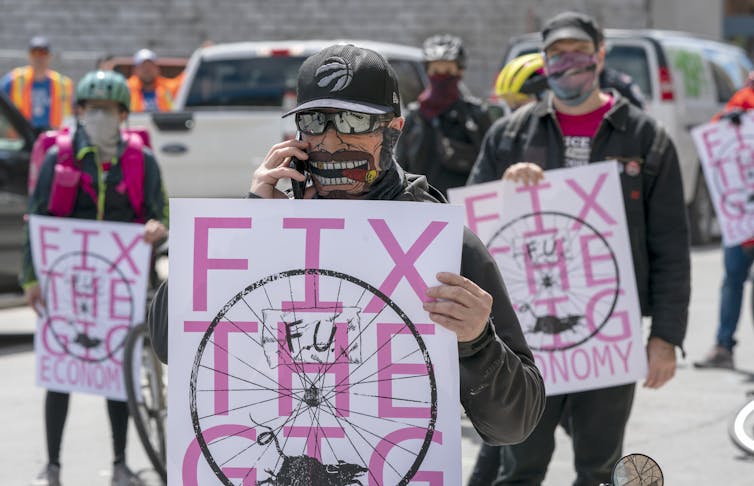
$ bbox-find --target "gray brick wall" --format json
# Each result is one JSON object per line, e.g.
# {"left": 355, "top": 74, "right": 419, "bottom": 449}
{"left": 0, "top": 0, "right": 648, "bottom": 97}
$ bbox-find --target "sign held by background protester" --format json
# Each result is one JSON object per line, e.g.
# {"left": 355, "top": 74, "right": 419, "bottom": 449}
{"left": 692, "top": 114, "right": 754, "bottom": 246}
{"left": 449, "top": 161, "right": 647, "bottom": 395}
{"left": 168, "top": 199, "right": 464, "bottom": 486}
{"left": 29, "top": 215, "right": 152, "bottom": 400}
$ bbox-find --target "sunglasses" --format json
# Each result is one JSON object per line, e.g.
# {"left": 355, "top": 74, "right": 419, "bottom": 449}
{"left": 295, "top": 110, "right": 393, "bottom": 135}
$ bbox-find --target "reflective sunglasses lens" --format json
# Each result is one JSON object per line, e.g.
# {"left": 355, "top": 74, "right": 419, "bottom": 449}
{"left": 296, "top": 112, "right": 326, "bottom": 134}
{"left": 335, "top": 111, "right": 374, "bottom": 134}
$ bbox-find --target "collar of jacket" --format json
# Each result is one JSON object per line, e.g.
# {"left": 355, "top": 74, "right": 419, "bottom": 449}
{"left": 533, "top": 89, "right": 631, "bottom": 132}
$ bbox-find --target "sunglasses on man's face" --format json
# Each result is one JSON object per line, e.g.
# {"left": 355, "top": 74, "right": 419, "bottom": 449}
{"left": 295, "top": 110, "right": 393, "bottom": 136}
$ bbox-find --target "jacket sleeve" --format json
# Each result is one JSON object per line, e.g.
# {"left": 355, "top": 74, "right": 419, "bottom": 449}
{"left": 19, "top": 149, "right": 57, "bottom": 287}
{"left": 142, "top": 148, "right": 169, "bottom": 227}
{"left": 466, "top": 116, "right": 509, "bottom": 186}
{"left": 147, "top": 279, "right": 169, "bottom": 364}
{"left": 644, "top": 130, "right": 691, "bottom": 347}
{"left": 458, "top": 228, "right": 545, "bottom": 445}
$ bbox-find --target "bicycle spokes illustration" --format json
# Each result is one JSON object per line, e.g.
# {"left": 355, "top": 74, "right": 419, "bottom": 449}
{"left": 190, "top": 268, "right": 437, "bottom": 486}
{"left": 487, "top": 211, "right": 620, "bottom": 351}
{"left": 42, "top": 251, "right": 134, "bottom": 363}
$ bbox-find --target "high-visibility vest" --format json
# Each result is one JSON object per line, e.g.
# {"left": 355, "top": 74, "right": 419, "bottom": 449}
{"left": 8, "top": 66, "right": 73, "bottom": 129}
{"left": 127, "top": 75, "right": 174, "bottom": 112}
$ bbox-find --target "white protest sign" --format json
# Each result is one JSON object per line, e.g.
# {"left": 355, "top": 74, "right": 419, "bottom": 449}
{"left": 449, "top": 161, "right": 646, "bottom": 395}
{"left": 29, "top": 215, "right": 152, "bottom": 400}
{"left": 168, "top": 198, "right": 464, "bottom": 486}
{"left": 692, "top": 114, "right": 754, "bottom": 246}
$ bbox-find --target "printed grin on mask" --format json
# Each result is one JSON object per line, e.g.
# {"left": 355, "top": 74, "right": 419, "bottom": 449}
{"left": 307, "top": 150, "right": 376, "bottom": 186}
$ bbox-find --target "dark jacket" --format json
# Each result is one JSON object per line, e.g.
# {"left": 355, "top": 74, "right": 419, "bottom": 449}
{"left": 396, "top": 96, "right": 492, "bottom": 196}
{"left": 600, "top": 68, "right": 645, "bottom": 109}
{"left": 20, "top": 125, "right": 169, "bottom": 286}
{"left": 146, "top": 172, "right": 545, "bottom": 445}
{"left": 468, "top": 92, "right": 690, "bottom": 349}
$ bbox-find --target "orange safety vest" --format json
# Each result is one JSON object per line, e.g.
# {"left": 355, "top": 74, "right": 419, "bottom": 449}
{"left": 127, "top": 75, "right": 174, "bottom": 112}
{"left": 8, "top": 66, "right": 73, "bottom": 129}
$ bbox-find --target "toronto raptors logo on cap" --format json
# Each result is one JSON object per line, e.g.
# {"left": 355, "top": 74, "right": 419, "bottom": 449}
{"left": 315, "top": 57, "right": 353, "bottom": 92}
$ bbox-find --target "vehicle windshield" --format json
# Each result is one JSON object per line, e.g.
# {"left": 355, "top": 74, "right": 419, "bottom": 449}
{"left": 185, "top": 56, "right": 304, "bottom": 108}
{"left": 184, "top": 55, "right": 426, "bottom": 109}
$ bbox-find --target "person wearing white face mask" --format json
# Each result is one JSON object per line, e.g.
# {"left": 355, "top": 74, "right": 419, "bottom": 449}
{"left": 21, "top": 70, "right": 168, "bottom": 486}
{"left": 467, "top": 11, "right": 690, "bottom": 486}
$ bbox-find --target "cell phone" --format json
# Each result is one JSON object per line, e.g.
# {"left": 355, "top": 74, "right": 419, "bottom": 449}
{"left": 291, "top": 131, "right": 309, "bottom": 199}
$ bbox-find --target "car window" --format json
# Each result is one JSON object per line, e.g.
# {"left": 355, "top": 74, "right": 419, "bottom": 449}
{"left": 184, "top": 56, "right": 426, "bottom": 109}
{"left": 708, "top": 60, "right": 736, "bottom": 102}
{"left": 604, "top": 45, "right": 652, "bottom": 99}
{"left": 185, "top": 56, "right": 305, "bottom": 108}
{"left": 389, "top": 60, "right": 425, "bottom": 105}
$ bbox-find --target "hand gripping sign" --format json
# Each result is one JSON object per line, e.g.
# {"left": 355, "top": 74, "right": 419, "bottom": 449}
{"left": 29, "top": 215, "right": 152, "bottom": 400}
{"left": 169, "top": 199, "right": 464, "bottom": 486}
{"left": 449, "top": 161, "right": 647, "bottom": 395}
{"left": 692, "top": 113, "right": 754, "bottom": 246}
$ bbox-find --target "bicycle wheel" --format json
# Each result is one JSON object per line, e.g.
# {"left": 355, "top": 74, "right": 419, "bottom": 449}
{"left": 124, "top": 323, "right": 168, "bottom": 481}
{"left": 729, "top": 396, "right": 754, "bottom": 455}
{"left": 189, "top": 268, "right": 437, "bottom": 486}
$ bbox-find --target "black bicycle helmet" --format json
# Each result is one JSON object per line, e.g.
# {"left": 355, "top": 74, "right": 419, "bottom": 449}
{"left": 422, "top": 34, "right": 466, "bottom": 69}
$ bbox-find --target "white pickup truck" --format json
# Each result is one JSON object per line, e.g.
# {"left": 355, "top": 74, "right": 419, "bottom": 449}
{"left": 129, "top": 40, "right": 428, "bottom": 198}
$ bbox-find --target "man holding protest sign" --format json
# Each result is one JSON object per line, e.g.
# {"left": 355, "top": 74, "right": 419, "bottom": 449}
{"left": 147, "top": 43, "right": 545, "bottom": 466}
{"left": 466, "top": 11, "right": 690, "bottom": 486}
{"left": 693, "top": 72, "right": 754, "bottom": 370}
{"left": 21, "top": 70, "right": 168, "bottom": 486}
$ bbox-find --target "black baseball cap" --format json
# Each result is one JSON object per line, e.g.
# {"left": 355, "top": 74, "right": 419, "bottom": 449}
{"left": 283, "top": 44, "right": 401, "bottom": 117}
{"left": 541, "top": 12, "right": 601, "bottom": 50}
{"left": 29, "top": 36, "right": 50, "bottom": 52}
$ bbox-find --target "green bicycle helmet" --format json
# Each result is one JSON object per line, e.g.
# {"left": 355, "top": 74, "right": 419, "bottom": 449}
{"left": 76, "top": 70, "right": 131, "bottom": 111}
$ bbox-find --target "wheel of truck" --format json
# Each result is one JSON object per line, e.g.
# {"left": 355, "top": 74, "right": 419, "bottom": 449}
{"left": 689, "top": 169, "right": 718, "bottom": 246}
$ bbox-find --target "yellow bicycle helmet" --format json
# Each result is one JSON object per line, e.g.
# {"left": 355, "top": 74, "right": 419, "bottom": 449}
{"left": 495, "top": 53, "right": 548, "bottom": 107}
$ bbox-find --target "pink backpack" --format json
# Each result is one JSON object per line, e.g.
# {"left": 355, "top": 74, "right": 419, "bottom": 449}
{"left": 30, "top": 128, "right": 151, "bottom": 222}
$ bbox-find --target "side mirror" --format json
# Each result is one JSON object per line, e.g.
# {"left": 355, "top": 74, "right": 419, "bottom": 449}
{"left": 611, "top": 453, "right": 663, "bottom": 486}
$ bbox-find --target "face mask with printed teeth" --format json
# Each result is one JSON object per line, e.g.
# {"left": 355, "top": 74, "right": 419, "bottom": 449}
{"left": 307, "top": 150, "right": 377, "bottom": 183}
{"left": 312, "top": 174, "right": 360, "bottom": 186}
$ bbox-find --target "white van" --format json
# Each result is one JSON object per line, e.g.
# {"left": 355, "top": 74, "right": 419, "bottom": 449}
{"left": 499, "top": 29, "right": 754, "bottom": 245}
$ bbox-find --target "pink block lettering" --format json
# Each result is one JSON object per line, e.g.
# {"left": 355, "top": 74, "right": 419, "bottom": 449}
{"left": 579, "top": 232, "right": 617, "bottom": 287}
{"left": 701, "top": 125, "right": 722, "bottom": 161}
{"left": 38, "top": 225, "right": 60, "bottom": 267}
{"left": 369, "top": 428, "right": 443, "bottom": 486}
{"left": 376, "top": 323, "right": 434, "bottom": 418}
{"left": 365, "top": 220, "right": 447, "bottom": 313}
{"left": 281, "top": 218, "right": 345, "bottom": 310}
{"left": 184, "top": 320, "right": 259, "bottom": 415}
{"left": 566, "top": 174, "right": 617, "bottom": 229}
{"left": 463, "top": 192, "right": 500, "bottom": 236}
{"left": 182, "top": 424, "right": 257, "bottom": 486}
{"left": 73, "top": 229, "right": 99, "bottom": 271}
{"left": 108, "top": 278, "right": 134, "bottom": 320}
{"left": 193, "top": 217, "right": 251, "bottom": 311}
{"left": 110, "top": 233, "right": 142, "bottom": 275}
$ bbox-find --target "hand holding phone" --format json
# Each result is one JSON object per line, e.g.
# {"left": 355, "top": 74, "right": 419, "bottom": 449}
{"left": 291, "top": 131, "right": 310, "bottom": 199}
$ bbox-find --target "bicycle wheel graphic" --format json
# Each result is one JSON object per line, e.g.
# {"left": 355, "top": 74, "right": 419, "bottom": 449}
{"left": 42, "top": 251, "right": 134, "bottom": 362}
{"left": 190, "top": 268, "right": 437, "bottom": 486}
{"left": 486, "top": 211, "right": 620, "bottom": 351}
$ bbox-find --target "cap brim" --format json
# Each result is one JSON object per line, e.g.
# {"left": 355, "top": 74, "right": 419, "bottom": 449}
{"left": 283, "top": 98, "right": 393, "bottom": 117}
{"left": 543, "top": 28, "right": 593, "bottom": 49}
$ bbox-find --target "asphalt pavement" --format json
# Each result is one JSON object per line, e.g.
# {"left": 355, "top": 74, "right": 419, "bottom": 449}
{"left": 2, "top": 246, "right": 754, "bottom": 485}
